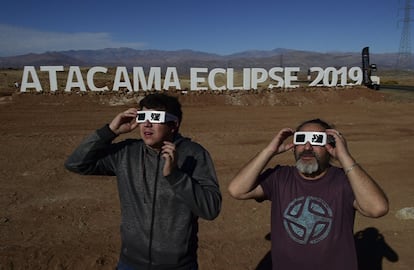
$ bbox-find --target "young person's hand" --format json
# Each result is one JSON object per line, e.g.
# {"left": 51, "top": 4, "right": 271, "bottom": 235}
{"left": 161, "top": 141, "right": 177, "bottom": 176}
{"left": 109, "top": 108, "right": 139, "bottom": 135}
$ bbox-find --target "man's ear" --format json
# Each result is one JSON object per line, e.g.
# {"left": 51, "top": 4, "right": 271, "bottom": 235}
{"left": 169, "top": 121, "right": 180, "bottom": 133}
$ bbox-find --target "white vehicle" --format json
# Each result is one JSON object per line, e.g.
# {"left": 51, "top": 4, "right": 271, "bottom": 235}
{"left": 370, "top": 75, "right": 380, "bottom": 90}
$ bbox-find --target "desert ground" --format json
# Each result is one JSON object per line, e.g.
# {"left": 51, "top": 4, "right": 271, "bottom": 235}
{"left": 0, "top": 87, "right": 413, "bottom": 270}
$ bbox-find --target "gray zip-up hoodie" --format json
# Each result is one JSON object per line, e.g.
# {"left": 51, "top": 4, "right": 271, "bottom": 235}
{"left": 64, "top": 125, "right": 221, "bottom": 270}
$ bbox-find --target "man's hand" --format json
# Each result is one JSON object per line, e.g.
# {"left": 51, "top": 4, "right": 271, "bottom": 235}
{"left": 161, "top": 141, "right": 177, "bottom": 176}
{"left": 325, "top": 129, "right": 351, "bottom": 162}
{"left": 265, "top": 128, "right": 295, "bottom": 156}
{"left": 109, "top": 108, "right": 139, "bottom": 135}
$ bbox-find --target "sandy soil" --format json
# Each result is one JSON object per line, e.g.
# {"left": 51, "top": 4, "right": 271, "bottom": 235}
{"left": 0, "top": 87, "right": 413, "bottom": 270}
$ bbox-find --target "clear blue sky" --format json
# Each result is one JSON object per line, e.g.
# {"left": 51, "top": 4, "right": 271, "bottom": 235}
{"left": 0, "top": 0, "right": 407, "bottom": 57}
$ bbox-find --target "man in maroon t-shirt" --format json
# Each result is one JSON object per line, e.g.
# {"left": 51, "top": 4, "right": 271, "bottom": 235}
{"left": 228, "top": 118, "right": 389, "bottom": 270}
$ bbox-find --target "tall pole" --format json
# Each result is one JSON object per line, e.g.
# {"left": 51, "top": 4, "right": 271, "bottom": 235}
{"left": 397, "top": 0, "right": 413, "bottom": 69}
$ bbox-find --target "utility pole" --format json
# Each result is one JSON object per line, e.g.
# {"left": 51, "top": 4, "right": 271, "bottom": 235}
{"left": 397, "top": 0, "right": 413, "bottom": 69}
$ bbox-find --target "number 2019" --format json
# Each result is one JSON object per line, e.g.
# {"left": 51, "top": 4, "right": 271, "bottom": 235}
{"left": 309, "top": 67, "right": 363, "bottom": 87}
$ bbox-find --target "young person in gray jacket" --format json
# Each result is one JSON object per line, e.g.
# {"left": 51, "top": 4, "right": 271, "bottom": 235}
{"left": 65, "top": 93, "right": 222, "bottom": 270}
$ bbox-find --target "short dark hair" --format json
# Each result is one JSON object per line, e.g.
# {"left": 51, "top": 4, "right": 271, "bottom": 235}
{"left": 296, "top": 118, "right": 333, "bottom": 131}
{"left": 139, "top": 93, "right": 182, "bottom": 123}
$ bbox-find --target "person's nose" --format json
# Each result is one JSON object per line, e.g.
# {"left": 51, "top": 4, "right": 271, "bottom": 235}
{"left": 304, "top": 142, "right": 313, "bottom": 150}
{"left": 143, "top": 120, "right": 152, "bottom": 127}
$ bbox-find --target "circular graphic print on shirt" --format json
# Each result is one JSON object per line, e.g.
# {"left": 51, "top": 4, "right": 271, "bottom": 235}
{"left": 283, "top": 196, "right": 333, "bottom": 245}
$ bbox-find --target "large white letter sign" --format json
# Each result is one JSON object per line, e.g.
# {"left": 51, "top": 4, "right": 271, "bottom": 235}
{"left": 40, "top": 66, "right": 64, "bottom": 92}
{"left": 268, "top": 67, "right": 284, "bottom": 88}
{"left": 17, "top": 64, "right": 369, "bottom": 92}
{"left": 284, "top": 67, "right": 300, "bottom": 88}
{"left": 113, "top": 67, "right": 132, "bottom": 91}
{"left": 251, "top": 68, "right": 268, "bottom": 90}
{"left": 163, "top": 67, "right": 180, "bottom": 90}
{"left": 190, "top": 68, "right": 208, "bottom": 90}
{"left": 21, "top": 66, "right": 42, "bottom": 92}
{"left": 65, "top": 66, "right": 87, "bottom": 92}
{"left": 87, "top": 66, "right": 109, "bottom": 91}
{"left": 133, "top": 67, "right": 147, "bottom": 91}
{"left": 242, "top": 68, "right": 251, "bottom": 90}
{"left": 226, "top": 68, "right": 243, "bottom": 90}
{"left": 132, "top": 67, "right": 162, "bottom": 91}
{"left": 208, "top": 68, "right": 226, "bottom": 90}
{"left": 147, "top": 67, "right": 162, "bottom": 91}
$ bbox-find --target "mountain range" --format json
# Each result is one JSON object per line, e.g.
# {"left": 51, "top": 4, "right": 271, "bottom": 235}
{"left": 0, "top": 47, "right": 409, "bottom": 73}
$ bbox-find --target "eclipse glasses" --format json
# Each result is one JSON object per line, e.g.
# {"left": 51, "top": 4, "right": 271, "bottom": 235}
{"left": 293, "top": 131, "right": 328, "bottom": 146}
{"left": 136, "top": 110, "right": 178, "bottom": 124}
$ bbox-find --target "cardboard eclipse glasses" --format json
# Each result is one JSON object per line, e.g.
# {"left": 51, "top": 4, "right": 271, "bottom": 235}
{"left": 136, "top": 110, "right": 178, "bottom": 124}
{"left": 293, "top": 131, "right": 328, "bottom": 146}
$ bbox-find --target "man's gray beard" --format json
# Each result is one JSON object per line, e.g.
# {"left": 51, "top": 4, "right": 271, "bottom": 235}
{"left": 296, "top": 159, "right": 319, "bottom": 175}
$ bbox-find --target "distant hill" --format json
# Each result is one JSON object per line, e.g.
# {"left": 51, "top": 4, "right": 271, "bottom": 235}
{"left": 0, "top": 47, "right": 409, "bottom": 72}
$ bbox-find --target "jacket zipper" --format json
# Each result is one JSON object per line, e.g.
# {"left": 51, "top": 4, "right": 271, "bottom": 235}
{"left": 147, "top": 152, "right": 161, "bottom": 270}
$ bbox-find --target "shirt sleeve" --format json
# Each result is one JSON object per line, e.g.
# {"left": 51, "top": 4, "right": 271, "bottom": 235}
{"left": 64, "top": 124, "right": 119, "bottom": 175}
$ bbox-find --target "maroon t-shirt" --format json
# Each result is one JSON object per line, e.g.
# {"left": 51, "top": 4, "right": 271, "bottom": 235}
{"left": 259, "top": 165, "right": 357, "bottom": 270}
